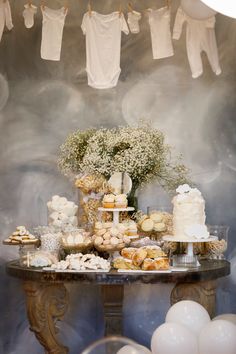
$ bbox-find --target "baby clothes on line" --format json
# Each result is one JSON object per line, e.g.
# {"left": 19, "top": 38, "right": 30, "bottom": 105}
{"left": 23, "top": 3, "right": 37, "bottom": 29}
{"left": 81, "top": 11, "right": 129, "bottom": 89}
{"left": 127, "top": 10, "right": 141, "bottom": 34}
{"left": 173, "top": 7, "right": 221, "bottom": 78}
{"left": 0, "top": 0, "right": 13, "bottom": 43}
{"left": 41, "top": 6, "right": 67, "bottom": 61}
{"left": 147, "top": 7, "right": 174, "bottom": 60}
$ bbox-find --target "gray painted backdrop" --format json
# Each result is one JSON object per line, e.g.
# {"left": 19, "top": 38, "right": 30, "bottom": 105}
{"left": 0, "top": 0, "right": 236, "bottom": 353}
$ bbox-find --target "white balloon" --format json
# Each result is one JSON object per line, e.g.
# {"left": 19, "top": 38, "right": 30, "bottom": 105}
{"left": 151, "top": 322, "right": 198, "bottom": 354}
{"left": 117, "top": 344, "right": 151, "bottom": 354}
{"left": 199, "top": 320, "right": 236, "bottom": 354}
{"left": 165, "top": 300, "right": 210, "bottom": 335}
{"left": 213, "top": 314, "right": 236, "bottom": 326}
{"left": 200, "top": 0, "right": 236, "bottom": 19}
{"left": 181, "top": 0, "right": 217, "bottom": 20}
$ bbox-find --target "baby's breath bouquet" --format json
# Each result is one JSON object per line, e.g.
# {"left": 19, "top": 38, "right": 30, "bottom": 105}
{"left": 58, "top": 124, "right": 190, "bottom": 206}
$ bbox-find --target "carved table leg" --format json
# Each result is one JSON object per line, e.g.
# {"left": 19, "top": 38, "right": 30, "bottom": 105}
{"left": 101, "top": 285, "right": 124, "bottom": 335}
{"left": 24, "top": 281, "right": 69, "bottom": 354}
{"left": 170, "top": 280, "right": 217, "bottom": 318}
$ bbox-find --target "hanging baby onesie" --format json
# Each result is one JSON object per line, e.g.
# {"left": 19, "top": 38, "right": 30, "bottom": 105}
{"left": 127, "top": 11, "right": 141, "bottom": 34}
{"left": 41, "top": 6, "right": 67, "bottom": 61}
{"left": 23, "top": 3, "right": 37, "bottom": 29}
{"left": 173, "top": 7, "right": 221, "bottom": 78}
{"left": 81, "top": 11, "right": 129, "bottom": 89}
{"left": 0, "top": 0, "right": 13, "bottom": 43}
{"left": 147, "top": 7, "right": 174, "bottom": 60}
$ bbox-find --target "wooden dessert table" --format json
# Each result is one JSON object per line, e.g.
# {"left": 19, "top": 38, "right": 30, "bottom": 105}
{"left": 6, "top": 259, "right": 230, "bottom": 354}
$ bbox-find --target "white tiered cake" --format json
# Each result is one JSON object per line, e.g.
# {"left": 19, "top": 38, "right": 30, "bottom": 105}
{"left": 172, "top": 184, "right": 209, "bottom": 240}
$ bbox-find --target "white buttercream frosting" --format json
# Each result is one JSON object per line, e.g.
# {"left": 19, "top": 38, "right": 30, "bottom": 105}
{"left": 172, "top": 184, "right": 207, "bottom": 239}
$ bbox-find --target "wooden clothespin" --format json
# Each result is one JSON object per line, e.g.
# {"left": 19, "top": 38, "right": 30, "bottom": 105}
{"left": 128, "top": 2, "right": 133, "bottom": 13}
{"left": 119, "top": 3, "right": 122, "bottom": 17}
{"left": 88, "top": 1, "right": 92, "bottom": 17}
{"left": 64, "top": 0, "right": 69, "bottom": 14}
{"left": 41, "top": 0, "right": 45, "bottom": 11}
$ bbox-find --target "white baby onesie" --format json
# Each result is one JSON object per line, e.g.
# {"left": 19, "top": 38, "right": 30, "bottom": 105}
{"left": 127, "top": 11, "right": 141, "bottom": 34}
{"left": 81, "top": 11, "right": 129, "bottom": 89}
{"left": 23, "top": 3, "right": 37, "bottom": 29}
{"left": 41, "top": 6, "right": 67, "bottom": 61}
{"left": 0, "top": 0, "right": 13, "bottom": 43}
{"left": 147, "top": 7, "right": 174, "bottom": 60}
{"left": 173, "top": 7, "right": 221, "bottom": 78}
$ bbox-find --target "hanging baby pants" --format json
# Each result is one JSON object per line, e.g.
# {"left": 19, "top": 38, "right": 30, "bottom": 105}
{"left": 0, "top": 0, "right": 13, "bottom": 43}
{"left": 173, "top": 7, "right": 221, "bottom": 78}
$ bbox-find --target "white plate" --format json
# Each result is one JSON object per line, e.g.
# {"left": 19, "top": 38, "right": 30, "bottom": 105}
{"left": 98, "top": 207, "right": 134, "bottom": 212}
{"left": 43, "top": 268, "right": 110, "bottom": 273}
{"left": 163, "top": 235, "right": 218, "bottom": 243}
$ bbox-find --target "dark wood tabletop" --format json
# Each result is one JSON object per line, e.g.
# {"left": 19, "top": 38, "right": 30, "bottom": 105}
{"left": 6, "top": 259, "right": 230, "bottom": 284}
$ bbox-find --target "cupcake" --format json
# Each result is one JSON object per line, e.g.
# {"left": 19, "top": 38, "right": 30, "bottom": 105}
{"left": 114, "top": 194, "right": 128, "bottom": 208}
{"left": 102, "top": 194, "right": 115, "bottom": 208}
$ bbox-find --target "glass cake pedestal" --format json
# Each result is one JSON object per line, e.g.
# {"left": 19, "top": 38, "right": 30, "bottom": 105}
{"left": 163, "top": 235, "right": 218, "bottom": 268}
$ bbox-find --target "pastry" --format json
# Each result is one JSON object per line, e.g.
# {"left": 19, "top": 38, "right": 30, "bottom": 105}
{"left": 132, "top": 248, "right": 148, "bottom": 266}
{"left": 113, "top": 257, "right": 139, "bottom": 270}
{"left": 110, "top": 237, "right": 119, "bottom": 245}
{"left": 142, "top": 257, "right": 169, "bottom": 270}
{"left": 121, "top": 247, "right": 137, "bottom": 260}
{"left": 92, "top": 222, "right": 131, "bottom": 250}
{"left": 102, "top": 194, "right": 115, "bottom": 208}
{"left": 143, "top": 246, "right": 167, "bottom": 258}
{"left": 150, "top": 212, "right": 163, "bottom": 223}
{"left": 94, "top": 236, "right": 103, "bottom": 245}
{"left": 4, "top": 226, "right": 38, "bottom": 245}
{"left": 114, "top": 194, "right": 128, "bottom": 208}
{"left": 153, "top": 222, "right": 166, "bottom": 232}
{"left": 141, "top": 219, "right": 154, "bottom": 232}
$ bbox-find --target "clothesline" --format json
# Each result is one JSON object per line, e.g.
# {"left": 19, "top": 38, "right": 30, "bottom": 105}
{"left": 0, "top": 0, "right": 222, "bottom": 89}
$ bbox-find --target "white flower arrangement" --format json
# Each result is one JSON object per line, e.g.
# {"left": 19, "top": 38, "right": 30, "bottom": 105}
{"left": 58, "top": 124, "right": 190, "bottom": 192}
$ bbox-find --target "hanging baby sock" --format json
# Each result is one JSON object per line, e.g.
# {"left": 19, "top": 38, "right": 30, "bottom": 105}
{"left": 147, "top": 7, "right": 174, "bottom": 59}
{"left": 41, "top": 6, "right": 67, "bottom": 61}
{"left": 0, "top": 0, "right": 13, "bottom": 43}
{"left": 23, "top": 3, "right": 37, "bottom": 29}
{"left": 173, "top": 7, "right": 221, "bottom": 78}
{"left": 81, "top": 11, "right": 129, "bottom": 89}
{"left": 127, "top": 11, "right": 141, "bottom": 34}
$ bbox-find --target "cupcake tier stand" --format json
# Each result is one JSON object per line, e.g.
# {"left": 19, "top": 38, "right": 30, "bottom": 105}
{"left": 98, "top": 207, "right": 134, "bottom": 225}
{"left": 163, "top": 235, "right": 218, "bottom": 267}
{"left": 97, "top": 207, "right": 135, "bottom": 255}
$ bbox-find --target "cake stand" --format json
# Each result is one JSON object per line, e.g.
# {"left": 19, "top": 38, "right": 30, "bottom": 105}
{"left": 163, "top": 235, "right": 218, "bottom": 267}
{"left": 97, "top": 207, "right": 135, "bottom": 257}
{"left": 98, "top": 207, "right": 134, "bottom": 225}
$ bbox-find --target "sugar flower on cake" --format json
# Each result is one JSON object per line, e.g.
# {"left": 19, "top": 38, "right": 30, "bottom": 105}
{"left": 176, "top": 184, "right": 191, "bottom": 194}
{"left": 185, "top": 224, "right": 210, "bottom": 239}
